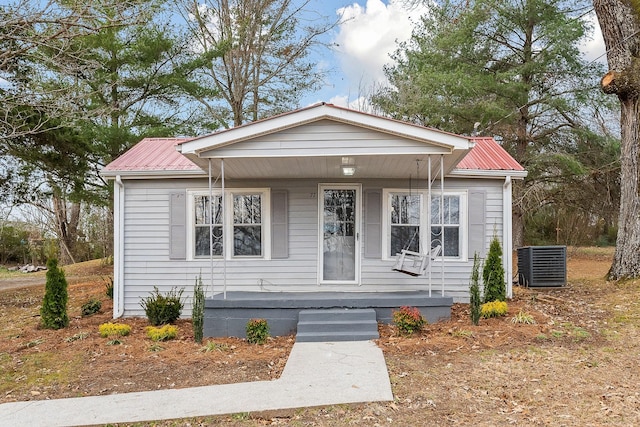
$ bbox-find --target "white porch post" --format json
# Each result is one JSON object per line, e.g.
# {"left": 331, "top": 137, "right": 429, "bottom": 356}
{"left": 427, "top": 155, "right": 432, "bottom": 297}
{"left": 208, "top": 159, "right": 214, "bottom": 297}
{"left": 440, "top": 154, "right": 445, "bottom": 296}
{"left": 221, "top": 158, "right": 227, "bottom": 299}
{"left": 503, "top": 175, "right": 513, "bottom": 298}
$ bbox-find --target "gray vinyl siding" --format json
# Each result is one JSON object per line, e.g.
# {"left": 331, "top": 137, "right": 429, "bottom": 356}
{"left": 119, "top": 177, "right": 505, "bottom": 316}
{"left": 199, "top": 120, "right": 449, "bottom": 158}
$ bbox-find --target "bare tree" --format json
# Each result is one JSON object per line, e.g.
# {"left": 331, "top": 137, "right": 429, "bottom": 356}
{"left": 178, "top": 0, "right": 338, "bottom": 127}
{"left": 593, "top": 1, "right": 640, "bottom": 279}
{"left": 0, "top": 0, "right": 132, "bottom": 139}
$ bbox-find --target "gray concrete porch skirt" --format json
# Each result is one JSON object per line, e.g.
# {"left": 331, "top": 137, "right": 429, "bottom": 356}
{"left": 204, "top": 291, "right": 453, "bottom": 338}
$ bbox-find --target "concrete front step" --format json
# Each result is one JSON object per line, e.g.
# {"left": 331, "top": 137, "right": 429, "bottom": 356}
{"left": 296, "top": 308, "right": 379, "bottom": 342}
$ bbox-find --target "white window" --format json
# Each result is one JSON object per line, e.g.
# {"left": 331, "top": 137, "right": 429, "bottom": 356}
{"left": 189, "top": 189, "right": 270, "bottom": 259}
{"left": 431, "top": 194, "right": 463, "bottom": 258}
{"left": 389, "top": 192, "right": 422, "bottom": 256}
{"left": 232, "top": 193, "right": 263, "bottom": 257}
{"left": 383, "top": 189, "right": 466, "bottom": 260}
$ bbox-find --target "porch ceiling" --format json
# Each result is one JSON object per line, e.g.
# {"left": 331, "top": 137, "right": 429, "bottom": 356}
{"left": 196, "top": 153, "right": 467, "bottom": 180}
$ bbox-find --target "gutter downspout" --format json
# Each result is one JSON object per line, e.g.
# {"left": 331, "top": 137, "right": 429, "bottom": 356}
{"left": 114, "top": 175, "right": 125, "bottom": 318}
{"left": 503, "top": 175, "right": 513, "bottom": 299}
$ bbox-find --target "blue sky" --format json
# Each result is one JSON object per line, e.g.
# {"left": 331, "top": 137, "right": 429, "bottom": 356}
{"left": 0, "top": 0, "right": 606, "bottom": 108}
{"left": 301, "top": 0, "right": 606, "bottom": 109}
{"left": 301, "top": 0, "right": 431, "bottom": 108}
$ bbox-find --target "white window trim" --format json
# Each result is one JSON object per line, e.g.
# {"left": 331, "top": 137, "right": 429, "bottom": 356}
{"left": 382, "top": 189, "right": 468, "bottom": 261}
{"left": 187, "top": 188, "right": 271, "bottom": 261}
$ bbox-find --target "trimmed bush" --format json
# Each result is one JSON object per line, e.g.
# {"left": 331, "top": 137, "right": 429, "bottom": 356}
{"left": 393, "top": 306, "right": 426, "bottom": 335}
{"left": 146, "top": 325, "right": 178, "bottom": 341}
{"left": 140, "top": 287, "right": 184, "bottom": 326}
{"left": 81, "top": 299, "right": 102, "bottom": 317}
{"left": 480, "top": 300, "right": 508, "bottom": 319}
{"left": 99, "top": 322, "right": 131, "bottom": 337}
{"left": 246, "top": 318, "right": 269, "bottom": 344}
{"left": 40, "top": 258, "right": 69, "bottom": 330}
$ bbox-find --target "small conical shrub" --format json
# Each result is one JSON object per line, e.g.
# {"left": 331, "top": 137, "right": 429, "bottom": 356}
{"left": 469, "top": 252, "right": 482, "bottom": 326}
{"left": 40, "top": 258, "right": 69, "bottom": 329}
{"left": 483, "top": 234, "right": 506, "bottom": 303}
{"left": 192, "top": 275, "right": 205, "bottom": 344}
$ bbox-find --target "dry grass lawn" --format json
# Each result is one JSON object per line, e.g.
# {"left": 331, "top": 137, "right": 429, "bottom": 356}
{"left": 1, "top": 247, "right": 640, "bottom": 426}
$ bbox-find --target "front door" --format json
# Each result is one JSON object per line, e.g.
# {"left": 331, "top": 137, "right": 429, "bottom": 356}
{"left": 319, "top": 185, "right": 360, "bottom": 284}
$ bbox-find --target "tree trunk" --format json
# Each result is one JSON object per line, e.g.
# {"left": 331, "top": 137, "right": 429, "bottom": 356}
{"left": 593, "top": 0, "right": 640, "bottom": 279}
{"left": 53, "top": 194, "right": 80, "bottom": 265}
{"left": 609, "top": 97, "right": 640, "bottom": 279}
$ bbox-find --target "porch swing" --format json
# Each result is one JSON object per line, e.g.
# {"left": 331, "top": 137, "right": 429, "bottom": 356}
{"left": 391, "top": 157, "right": 442, "bottom": 277}
{"left": 392, "top": 229, "right": 442, "bottom": 276}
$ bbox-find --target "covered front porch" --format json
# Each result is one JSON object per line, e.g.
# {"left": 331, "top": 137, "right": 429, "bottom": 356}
{"left": 203, "top": 290, "right": 453, "bottom": 338}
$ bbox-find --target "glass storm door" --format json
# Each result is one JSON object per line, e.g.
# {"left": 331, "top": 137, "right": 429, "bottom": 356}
{"left": 320, "top": 185, "right": 360, "bottom": 284}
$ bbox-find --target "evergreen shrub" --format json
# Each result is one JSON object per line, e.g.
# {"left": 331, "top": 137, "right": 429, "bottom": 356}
{"left": 483, "top": 234, "right": 506, "bottom": 303}
{"left": 469, "top": 252, "right": 482, "bottom": 326}
{"left": 480, "top": 300, "right": 508, "bottom": 318}
{"left": 192, "top": 275, "right": 205, "bottom": 343}
{"left": 140, "top": 286, "right": 184, "bottom": 326}
{"left": 81, "top": 298, "right": 102, "bottom": 317}
{"left": 99, "top": 322, "right": 131, "bottom": 337}
{"left": 146, "top": 325, "right": 178, "bottom": 341}
{"left": 40, "top": 258, "right": 69, "bottom": 329}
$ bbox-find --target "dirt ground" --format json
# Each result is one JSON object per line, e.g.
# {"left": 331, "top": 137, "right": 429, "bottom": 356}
{"left": 1, "top": 248, "right": 640, "bottom": 426}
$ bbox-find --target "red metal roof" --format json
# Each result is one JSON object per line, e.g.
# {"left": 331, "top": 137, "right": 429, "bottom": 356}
{"left": 457, "top": 137, "right": 524, "bottom": 171}
{"left": 102, "top": 134, "right": 523, "bottom": 175}
{"left": 102, "top": 138, "right": 200, "bottom": 173}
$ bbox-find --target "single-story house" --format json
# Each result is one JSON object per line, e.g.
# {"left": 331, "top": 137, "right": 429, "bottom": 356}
{"left": 101, "top": 103, "right": 526, "bottom": 338}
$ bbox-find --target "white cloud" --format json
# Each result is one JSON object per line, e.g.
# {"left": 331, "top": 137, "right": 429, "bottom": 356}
{"left": 333, "top": 0, "right": 429, "bottom": 97}
{"left": 581, "top": 12, "right": 607, "bottom": 66}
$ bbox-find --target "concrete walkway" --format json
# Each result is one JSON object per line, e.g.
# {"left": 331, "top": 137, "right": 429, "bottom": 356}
{"left": 0, "top": 341, "right": 393, "bottom": 427}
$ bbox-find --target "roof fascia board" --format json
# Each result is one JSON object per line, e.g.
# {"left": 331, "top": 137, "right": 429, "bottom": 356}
{"left": 100, "top": 170, "right": 206, "bottom": 179}
{"left": 449, "top": 169, "right": 528, "bottom": 179}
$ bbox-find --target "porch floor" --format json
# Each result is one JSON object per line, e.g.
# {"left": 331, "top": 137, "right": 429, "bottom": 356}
{"left": 204, "top": 291, "right": 453, "bottom": 338}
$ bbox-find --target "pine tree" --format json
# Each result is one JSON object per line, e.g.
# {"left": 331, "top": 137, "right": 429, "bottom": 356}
{"left": 40, "top": 258, "right": 69, "bottom": 329}
{"left": 469, "top": 252, "right": 482, "bottom": 326}
{"left": 482, "top": 235, "right": 506, "bottom": 303}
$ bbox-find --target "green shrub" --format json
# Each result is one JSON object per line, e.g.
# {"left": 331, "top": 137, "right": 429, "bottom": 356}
{"left": 480, "top": 300, "right": 508, "bottom": 318}
{"left": 469, "top": 252, "right": 482, "bottom": 326}
{"left": 393, "top": 306, "right": 426, "bottom": 335}
{"left": 192, "top": 275, "right": 205, "bottom": 343}
{"left": 40, "top": 258, "right": 69, "bottom": 330}
{"left": 99, "top": 322, "right": 131, "bottom": 337}
{"left": 146, "top": 325, "right": 178, "bottom": 341}
{"left": 81, "top": 299, "right": 102, "bottom": 317}
{"left": 483, "top": 234, "right": 506, "bottom": 303}
{"left": 140, "top": 286, "right": 184, "bottom": 326}
{"left": 246, "top": 318, "right": 269, "bottom": 344}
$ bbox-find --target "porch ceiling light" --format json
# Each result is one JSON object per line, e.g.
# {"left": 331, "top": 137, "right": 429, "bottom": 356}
{"left": 341, "top": 157, "right": 356, "bottom": 176}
